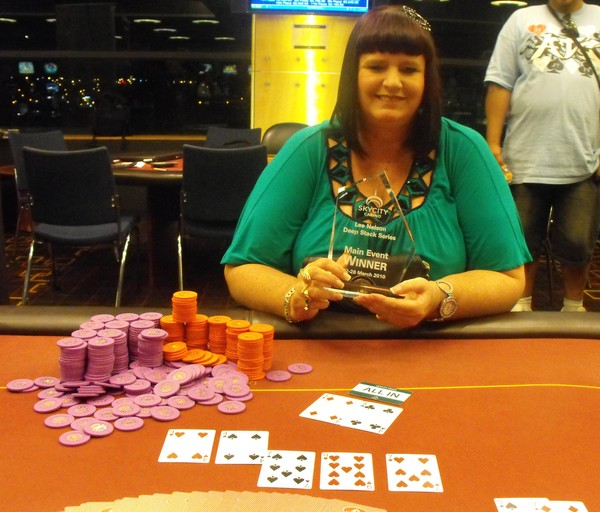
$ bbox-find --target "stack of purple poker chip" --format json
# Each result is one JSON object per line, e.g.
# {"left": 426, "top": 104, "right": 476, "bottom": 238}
{"left": 90, "top": 313, "right": 115, "bottom": 324}
{"left": 115, "top": 312, "right": 139, "bottom": 323}
{"left": 84, "top": 337, "right": 115, "bottom": 382}
{"left": 57, "top": 337, "right": 88, "bottom": 382}
{"left": 128, "top": 320, "right": 156, "bottom": 361}
{"left": 79, "top": 321, "right": 105, "bottom": 332}
{"left": 139, "top": 311, "right": 163, "bottom": 327}
{"left": 103, "top": 320, "right": 130, "bottom": 336}
{"left": 97, "top": 328, "right": 129, "bottom": 374}
{"left": 70, "top": 329, "right": 97, "bottom": 342}
{"left": 137, "top": 328, "right": 168, "bottom": 368}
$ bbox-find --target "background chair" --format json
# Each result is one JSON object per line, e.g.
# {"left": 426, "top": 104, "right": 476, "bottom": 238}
{"left": 261, "top": 122, "right": 308, "bottom": 154}
{"left": 21, "top": 146, "right": 139, "bottom": 307}
{"left": 204, "top": 126, "right": 262, "bottom": 148}
{"left": 178, "top": 143, "right": 268, "bottom": 290}
{"left": 8, "top": 130, "right": 68, "bottom": 258}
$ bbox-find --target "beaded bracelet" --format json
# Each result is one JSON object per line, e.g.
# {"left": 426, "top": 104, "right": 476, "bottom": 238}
{"left": 283, "top": 286, "right": 300, "bottom": 324}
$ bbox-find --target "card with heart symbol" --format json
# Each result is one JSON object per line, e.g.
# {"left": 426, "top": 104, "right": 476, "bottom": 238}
{"left": 214, "top": 430, "right": 270, "bottom": 464}
{"left": 299, "top": 393, "right": 403, "bottom": 435}
{"left": 157, "top": 428, "right": 216, "bottom": 463}
{"left": 319, "top": 452, "right": 375, "bottom": 491}
{"left": 385, "top": 453, "right": 443, "bottom": 492}
{"left": 494, "top": 498, "right": 588, "bottom": 511}
{"left": 257, "top": 450, "right": 316, "bottom": 490}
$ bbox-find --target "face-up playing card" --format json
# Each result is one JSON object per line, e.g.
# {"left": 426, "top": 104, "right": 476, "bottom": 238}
{"left": 385, "top": 453, "right": 443, "bottom": 492}
{"left": 157, "top": 429, "right": 216, "bottom": 463}
{"left": 319, "top": 452, "right": 375, "bottom": 491}
{"left": 257, "top": 450, "right": 316, "bottom": 490}
{"left": 537, "top": 501, "right": 588, "bottom": 512}
{"left": 494, "top": 498, "right": 550, "bottom": 511}
{"left": 299, "top": 393, "right": 403, "bottom": 435}
{"left": 215, "top": 430, "right": 269, "bottom": 464}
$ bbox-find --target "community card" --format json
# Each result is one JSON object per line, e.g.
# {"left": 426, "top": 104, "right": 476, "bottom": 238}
{"left": 157, "top": 428, "right": 216, "bottom": 463}
{"left": 541, "top": 501, "right": 588, "bottom": 512}
{"left": 385, "top": 453, "right": 443, "bottom": 492}
{"left": 494, "top": 497, "right": 550, "bottom": 511}
{"left": 319, "top": 452, "right": 375, "bottom": 491}
{"left": 257, "top": 450, "right": 316, "bottom": 490}
{"left": 299, "top": 393, "right": 403, "bottom": 434}
{"left": 215, "top": 430, "right": 269, "bottom": 464}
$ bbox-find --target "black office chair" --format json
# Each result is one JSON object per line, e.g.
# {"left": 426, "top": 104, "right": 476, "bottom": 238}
{"left": 261, "top": 122, "right": 308, "bottom": 154}
{"left": 21, "top": 146, "right": 139, "bottom": 307}
{"left": 178, "top": 143, "right": 268, "bottom": 290}
{"left": 8, "top": 130, "right": 68, "bottom": 258}
{"left": 204, "top": 126, "right": 262, "bottom": 148}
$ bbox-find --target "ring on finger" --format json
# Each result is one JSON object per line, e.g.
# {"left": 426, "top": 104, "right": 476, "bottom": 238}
{"left": 300, "top": 268, "right": 312, "bottom": 282}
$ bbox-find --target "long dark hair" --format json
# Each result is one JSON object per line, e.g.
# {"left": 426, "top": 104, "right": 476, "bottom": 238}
{"left": 330, "top": 5, "right": 442, "bottom": 158}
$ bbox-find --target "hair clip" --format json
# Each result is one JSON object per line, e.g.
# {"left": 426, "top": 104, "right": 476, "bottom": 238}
{"left": 401, "top": 5, "right": 432, "bottom": 32}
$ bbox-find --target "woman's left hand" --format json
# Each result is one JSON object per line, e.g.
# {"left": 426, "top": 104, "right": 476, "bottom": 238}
{"left": 353, "top": 277, "right": 443, "bottom": 328}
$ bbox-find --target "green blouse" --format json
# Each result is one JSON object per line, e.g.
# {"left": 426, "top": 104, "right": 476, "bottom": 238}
{"left": 221, "top": 118, "right": 531, "bottom": 280}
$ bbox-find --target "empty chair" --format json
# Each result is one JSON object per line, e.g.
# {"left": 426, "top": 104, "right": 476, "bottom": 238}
{"left": 21, "top": 146, "right": 139, "bottom": 307}
{"left": 204, "top": 126, "right": 262, "bottom": 148}
{"left": 261, "top": 122, "right": 308, "bottom": 154}
{"left": 8, "top": 130, "right": 68, "bottom": 257}
{"left": 178, "top": 143, "right": 268, "bottom": 290}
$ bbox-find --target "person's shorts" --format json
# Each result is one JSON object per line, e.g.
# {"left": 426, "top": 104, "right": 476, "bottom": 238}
{"left": 511, "top": 177, "right": 600, "bottom": 265}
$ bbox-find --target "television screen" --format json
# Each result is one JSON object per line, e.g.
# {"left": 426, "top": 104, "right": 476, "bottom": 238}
{"left": 250, "top": 0, "right": 369, "bottom": 14}
{"left": 222, "top": 64, "right": 238, "bottom": 76}
{"left": 18, "top": 61, "right": 35, "bottom": 75}
{"left": 44, "top": 62, "right": 58, "bottom": 74}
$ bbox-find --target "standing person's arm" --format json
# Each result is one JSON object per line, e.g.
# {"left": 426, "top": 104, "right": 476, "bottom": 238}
{"left": 485, "top": 83, "right": 512, "bottom": 174}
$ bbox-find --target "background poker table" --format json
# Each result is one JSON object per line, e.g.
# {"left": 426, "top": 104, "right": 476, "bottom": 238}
{"left": 1, "top": 326, "right": 599, "bottom": 511}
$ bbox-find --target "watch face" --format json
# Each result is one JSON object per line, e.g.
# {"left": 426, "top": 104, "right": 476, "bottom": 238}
{"left": 440, "top": 297, "right": 457, "bottom": 318}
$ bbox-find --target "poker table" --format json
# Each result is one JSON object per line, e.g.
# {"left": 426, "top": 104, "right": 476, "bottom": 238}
{"left": 1, "top": 310, "right": 599, "bottom": 512}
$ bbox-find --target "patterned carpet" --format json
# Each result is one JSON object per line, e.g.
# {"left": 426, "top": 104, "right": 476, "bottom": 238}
{"left": 4, "top": 233, "right": 600, "bottom": 312}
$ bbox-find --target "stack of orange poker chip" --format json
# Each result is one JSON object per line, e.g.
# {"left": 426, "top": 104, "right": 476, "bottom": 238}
{"left": 172, "top": 291, "right": 198, "bottom": 324}
{"left": 181, "top": 348, "right": 227, "bottom": 366}
{"left": 186, "top": 314, "right": 209, "bottom": 350}
{"left": 225, "top": 319, "right": 251, "bottom": 361}
{"left": 163, "top": 341, "right": 188, "bottom": 362}
{"left": 236, "top": 331, "right": 265, "bottom": 380}
{"left": 159, "top": 315, "right": 185, "bottom": 343}
{"left": 207, "top": 315, "right": 231, "bottom": 354}
{"left": 249, "top": 323, "right": 275, "bottom": 371}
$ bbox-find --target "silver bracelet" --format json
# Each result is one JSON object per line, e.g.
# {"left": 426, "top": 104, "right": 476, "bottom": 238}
{"left": 283, "top": 286, "right": 300, "bottom": 324}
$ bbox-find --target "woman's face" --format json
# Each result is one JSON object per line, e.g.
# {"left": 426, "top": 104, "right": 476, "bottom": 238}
{"left": 357, "top": 52, "right": 426, "bottom": 132}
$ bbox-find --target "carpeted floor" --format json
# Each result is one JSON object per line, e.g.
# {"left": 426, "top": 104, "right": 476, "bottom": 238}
{"left": 4, "top": 233, "right": 600, "bottom": 312}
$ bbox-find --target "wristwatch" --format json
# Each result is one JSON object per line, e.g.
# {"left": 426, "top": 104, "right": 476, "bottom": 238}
{"left": 432, "top": 280, "right": 457, "bottom": 321}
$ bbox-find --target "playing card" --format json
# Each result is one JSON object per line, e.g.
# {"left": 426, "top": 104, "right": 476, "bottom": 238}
{"left": 319, "top": 452, "right": 375, "bottom": 491}
{"left": 494, "top": 497, "right": 550, "bottom": 511}
{"left": 157, "top": 428, "right": 216, "bottom": 463}
{"left": 385, "top": 453, "right": 443, "bottom": 492}
{"left": 215, "top": 430, "right": 269, "bottom": 464}
{"left": 540, "top": 501, "right": 588, "bottom": 512}
{"left": 257, "top": 450, "right": 316, "bottom": 490}
{"left": 300, "top": 393, "right": 402, "bottom": 434}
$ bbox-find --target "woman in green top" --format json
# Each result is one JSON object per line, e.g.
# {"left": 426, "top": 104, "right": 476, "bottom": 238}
{"left": 222, "top": 5, "right": 531, "bottom": 328}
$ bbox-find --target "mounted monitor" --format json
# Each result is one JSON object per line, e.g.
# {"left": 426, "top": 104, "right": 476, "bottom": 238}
{"left": 250, "top": 0, "right": 369, "bottom": 15}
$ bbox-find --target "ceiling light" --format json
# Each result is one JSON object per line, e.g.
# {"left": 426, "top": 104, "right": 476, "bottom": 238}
{"left": 0, "top": 17, "right": 17, "bottom": 23}
{"left": 133, "top": 18, "right": 161, "bottom": 24}
{"left": 169, "top": 35, "right": 190, "bottom": 40}
{"left": 192, "top": 19, "right": 219, "bottom": 25}
{"left": 154, "top": 28, "right": 177, "bottom": 33}
{"left": 490, "top": 1, "right": 528, "bottom": 6}
{"left": 45, "top": 18, "right": 56, "bottom": 23}
{"left": 215, "top": 36, "right": 235, "bottom": 41}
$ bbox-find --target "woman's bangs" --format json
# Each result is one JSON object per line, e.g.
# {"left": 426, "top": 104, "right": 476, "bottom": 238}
{"left": 356, "top": 18, "right": 428, "bottom": 56}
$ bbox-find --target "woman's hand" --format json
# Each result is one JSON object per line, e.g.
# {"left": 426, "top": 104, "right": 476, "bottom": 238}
{"left": 288, "top": 254, "right": 352, "bottom": 322}
{"left": 352, "top": 277, "right": 443, "bottom": 328}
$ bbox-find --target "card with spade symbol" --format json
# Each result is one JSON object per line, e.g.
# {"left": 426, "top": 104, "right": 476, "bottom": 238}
{"left": 157, "top": 429, "right": 216, "bottom": 463}
{"left": 319, "top": 452, "right": 375, "bottom": 491}
{"left": 215, "top": 430, "right": 269, "bottom": 464}
{"left": 257, "top": 450, "right": 316, "bottom": 490}
{"left": 299, "top": 393, "right": 403, "bottom": 434}
{"left": 385, "top": 453, "right": 443, "bottom": 492}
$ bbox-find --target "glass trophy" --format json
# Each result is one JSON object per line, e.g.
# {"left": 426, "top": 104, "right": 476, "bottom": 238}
{"left": 327, "top": 171, "right": 416, "bottom": 297}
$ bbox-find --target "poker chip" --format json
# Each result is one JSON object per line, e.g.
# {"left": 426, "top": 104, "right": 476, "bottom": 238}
{"left": 166, "top": 395, "right": 196, "bottom": 410}
{"left": 70, "top": 417, "right": 97, "bottom": 431}
{"left": 133, "top": 393, "right": 162, "bottom": 407}
{"left": 112, "top": 403, "right": 141, "bottom": 417}
{"left": 196, "top": 393, "right": 224, "bottom": 406}
{"left": 109, "top": 372, "right": 137, "bottom": 386}
{"left": 187, "top": 386, "right": 216, "bottom": 403}
{"left": 153, "top": 380, "right": 180, "bottom": 398}
{"left": 223, "top": 382, "right": 251, "bottom": 399}
{"left": 114, "top": 416, "right": 144, "bottom": 432}
{"left": 34, "top": 398, "right": 63, "bottom": 413}
{"left": 265, "top": 370, "right": 292, "bottom": 382}
{"left": 67, "top": 403, "right": 97, "bottom": 418}
{"left": 83, "top": 419, "right": 114, "bottom": 437}
{"left": 44, "top": 413, "right": 75, "bottom": 429}
{"left": 38, "top": 388, "right": 64, "bottom": 400}
{"left": 94, "top": 408, "right": 118, "bottom": 421}
{"left": 59, "top": 430, "right": 91, "bottom": 447}
{"left": 150, "top": 405, "right": 181, "bottom": 422}
{"left": 217, "top": 400, "right": 246, "bottom": 415}
{"left": 7, "top": 378, "right": 36, "bottom": 392}
{"left": 287, "top": 363, "right": 313, "bottom": 375}
{"left": 33, "top": 376, "right": 61, "bottom": 389}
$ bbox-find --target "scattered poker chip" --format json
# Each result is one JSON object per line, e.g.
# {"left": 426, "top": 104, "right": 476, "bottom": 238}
{"left": 223, "top": 382, "right": 251, "bottom": 398}
{"left": 150, "top": 405, "right": 181, "bottom": 422}
{"left": 44, "top": 413, "right": 75, "bottom": 429}
{"left": 196, "top": 393, "right": 224, "bottom": 406}
{"left": 187, "top": 386, "right": 216, "bottom": 402}
{"left": 34, "top": 398, "right": 64, "bottom": 413}
{"left": 287, "top": 363, "right": 313, "bottom": 375}
{"left": 70, "top": 417, "right": 97, "bottom": 431}
{"left": 133, "top": 393, "right": 162, "bottom": 407}
{"left": 265, "top": 370, "right": 292, "bottom": 382}
{"left": 59, "top": 430, "right": 91, "bottom": 447}
{"left": 217, "top": 400, "right": 246, "bottom": 415}
{"left": 114, "top": 416, "right": 144, "bottom": 432}
{"left": 112, "top": 403, "right": 141, "bottom": 417}
{"left": 67, "top": 403, "right": 97, "bottom": 418}
{"left": 7, "top": 378, "right": 36, "bottom": 392}
{"left": 94, "top": 408, "right": 118, "bottom": 422}
{"left": 37, "top": 388, "right": 64, "bottom": 400}
{"left": 83, "top": 419, "right": 114, "bottom": 437}
{"left": 33, "top": 376, "right": 61, "bottom": 389}
{"left": 166, "top": 395, "right": 196, "bottom": 410}
{"left": 153, "top": 380, "right": 180, "bottom": 398}
{"left": 233, "top": 392, "right": 254, "bottom": 402}
{"left": 86, "top": 394, "right": 115, "bottom": 407}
